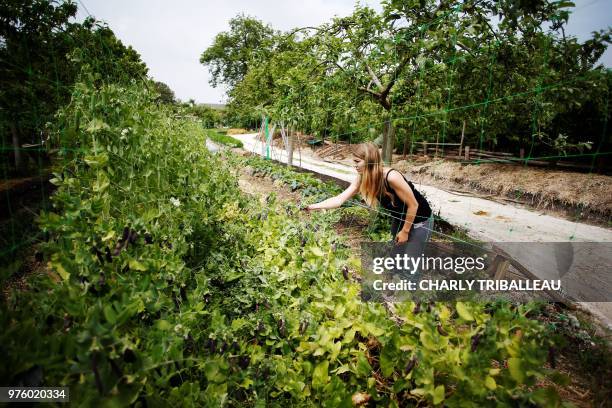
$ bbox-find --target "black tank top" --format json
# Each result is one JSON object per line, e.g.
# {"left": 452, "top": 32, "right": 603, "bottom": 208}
{"left": 379, "top": 169, "right": 432, "bottom": 223}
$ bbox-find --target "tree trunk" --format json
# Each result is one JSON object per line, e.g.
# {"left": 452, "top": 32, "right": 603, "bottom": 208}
{"left": 382, "top": 119, "right": 395, "bottom": 164}
{"left": 287, "top": 127, "right": 294, "bottom": 166}
{"left": 402, "top": 130, "right": 411, "bottom": 158}
{"left": 459, "top": 120, "right": 466, "bottom": 157}
{"left": 11, "top": 122, "right": 24, "bottom": 174}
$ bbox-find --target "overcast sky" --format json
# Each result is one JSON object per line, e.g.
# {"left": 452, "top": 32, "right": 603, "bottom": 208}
{"left": 74, "top": 0, "right": 611, "bottom": 104}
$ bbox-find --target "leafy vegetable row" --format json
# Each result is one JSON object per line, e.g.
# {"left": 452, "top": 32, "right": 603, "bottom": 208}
{"left": 0, "top": 79, "right": 564, "bottom": 406}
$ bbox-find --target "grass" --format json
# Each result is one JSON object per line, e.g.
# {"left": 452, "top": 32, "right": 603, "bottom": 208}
{"left": 226, "top": 128, "right": 250, "bottom": 135}
{"left": 204, "top": 128, "right": 243, "bottom": 148}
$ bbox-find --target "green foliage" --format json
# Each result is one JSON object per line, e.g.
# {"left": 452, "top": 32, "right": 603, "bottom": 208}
{"left": 205, "top": 129, "right": 243, "bottom": 148}
{"left": 206, "top": 1, "right": 611, "bottom": 159}
{"left": 0, "top": 0, "right": 147, "bottom": 175}
{"left": 152, "top": 80, "right": 176, "bottom": 104}
{"left": 0, "top": 78, "right": 565, "bottom": 405}
{"left": 191, "top": 105, "right": 223, "bottom": 127}
{"left": 200, "top": 14, "right": 277, "bottom": 89}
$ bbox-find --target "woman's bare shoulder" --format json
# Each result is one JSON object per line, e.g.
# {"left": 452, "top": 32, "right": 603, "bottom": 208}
{"left": 386, "top": 168, "right": 407, "bottom": 186}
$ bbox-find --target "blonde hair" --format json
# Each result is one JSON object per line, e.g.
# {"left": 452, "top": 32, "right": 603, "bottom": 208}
{"left": 352, "top": 143, "right": 394, "bottom": 209}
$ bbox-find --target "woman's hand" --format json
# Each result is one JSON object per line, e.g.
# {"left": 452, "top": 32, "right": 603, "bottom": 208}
{"left": 395, "top": 229, "right": 410, "bottom": 244}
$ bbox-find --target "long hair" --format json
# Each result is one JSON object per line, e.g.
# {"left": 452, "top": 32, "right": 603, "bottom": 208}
{"left": 352, "top": 143, "right": 394, "bottom": 209}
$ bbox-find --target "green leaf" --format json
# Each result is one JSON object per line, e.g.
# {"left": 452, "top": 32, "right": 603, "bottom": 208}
{"left": 231, "top": 318, "right": 247, "bottom": 331}
{"left": 86, "top": 118, "right": 110, "bottom": 133}
{"left": 508, "top": 358, "right": 525, "bottom": 384}
{"left": 302, "top": 361, "right": 313, "bottom": 376}
{"left": 225, "top": 271, "right": 243, "bottom": 283}
{"left": 433, "top": 385, "right": 445, "bottom": 405}
{"left": 204, "top": 361, "right": 226, "bottom": 383}
{"left": 334, "top": 365, "right": 350, "bottom": 375}
{"left": 53, "top": 262, "right": 70, "bottom": 281}
{"left": 484, "top": 376, "right": 497, "bottom": 390}
{"left": 556, "top": 1, "right": 575, "bottom": 8}
{"left": 102, "top": 230, "right": 116, "bottom": 241}
{"left": 155, "top": 320, "right": 172, "bottom": 331}
{"left": 84, "top": 153, "right": 109, "bottom": 168}
{"left": 355, "top": 352, "right": 372, "bottom": 378}
{"left": 361, "top": 322, "right": 384, "bottom": 337}
{"left": 129, "top": 259, "right": 147, "bottom": 271}
{"left": 92, "top": 172, "right": 110, "bottom": 192}
{"left": 379, "top": 347, "right": 395, "bottom": 377}
{"left": 204, "top": 382, "right": 227, "bottom": 405}
{"left": 456, "top": 302, "right": 474, "bottom": 321}
{"left": 420, "top": 331, "right": 438, "bottom": 351}
{"left": 143, "top": 208, "right": 159, "bottom": 223}
{"left": 310, "top": 246, "right": 325, "bottom": 257}
{"left": 312, "top": 360, "right": 329, "bottom": 389}
{"left": 104, "top": 304, "right": 117, "bottom": 324}
{"left": 240, "top": 378, "right": 253, "bottom": 389}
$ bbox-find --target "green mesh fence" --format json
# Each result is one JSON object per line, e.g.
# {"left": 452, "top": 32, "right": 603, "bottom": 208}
{"left": 1, "top": 2, "right": 152, "bottom": 268}
{"left": 1, "top": 1, "right": 611, "bottom": 266}
{"left": 244, "top": 2, "right": 610, "bottom": 246}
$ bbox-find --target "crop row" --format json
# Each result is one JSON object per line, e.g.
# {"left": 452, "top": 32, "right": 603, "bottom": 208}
{"left": 0, "top": 79, "right": 564, "bottom": 406}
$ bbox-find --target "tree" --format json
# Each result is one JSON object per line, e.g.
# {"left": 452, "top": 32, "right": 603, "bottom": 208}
{"left": 0, "top": 0, "right": 147, "bottom": 175}
{"left": 206, "top": 1, "right": 610, "bottom": 161}
{"left": 0, "top": 0, "right": 78, "bottom": 173}
{"left": 200, "top": 14, "right": 277, "bottom": 90}
{"left": 65, "top": 17, "right": 148, "bottom": 85}
{"left": 288, "top": 0, "right": 610, "bottom": 160}
{"left": 152, "top": 81, "right": 175, "bottom": 104}
{"left": 190, "top": 104, "right": 221, "bottom": 128}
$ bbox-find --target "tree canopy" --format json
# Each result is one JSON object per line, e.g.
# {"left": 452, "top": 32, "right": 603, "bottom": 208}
{"left": 200, "top": 14, "right": 277, "bottom": 89}
{"left": 152, "top": 80, "right": 176, "bottom": 104}
{"left": 202, "top": 0, "right": 611, "bottom": 163}
{"left": 0, "top": 0, "right": 148, "bottom": 174}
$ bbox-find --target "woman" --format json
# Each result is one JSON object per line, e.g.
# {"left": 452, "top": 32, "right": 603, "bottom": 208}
{"left": 304, "top": 143, "right": 434, "bottom": 247}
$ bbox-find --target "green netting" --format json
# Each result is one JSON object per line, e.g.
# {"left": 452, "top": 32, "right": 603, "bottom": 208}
{"left": 2, "top": 0, "right": 611, "bottom": 261}
{"left": 247, "top": 2, "right": 610, "bottom": 245}
{"left": 1, "top": 2, "right": 152, "bottom": 265}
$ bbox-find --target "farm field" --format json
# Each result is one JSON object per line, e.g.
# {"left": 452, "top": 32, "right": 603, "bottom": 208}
{"left": 2, "top": 0, "right": 612, "bottom": 406}
{"left": 2, "top": 91, "right": 610, "bottom": 404}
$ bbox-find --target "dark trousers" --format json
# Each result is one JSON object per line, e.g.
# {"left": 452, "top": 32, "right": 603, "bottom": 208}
{"left": 389, "top": 215, "right": 434, "bottom": 280}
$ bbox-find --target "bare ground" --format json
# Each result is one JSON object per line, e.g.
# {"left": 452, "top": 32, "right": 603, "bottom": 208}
{"left": 388, "top": 158, "right": 610, "bottom": 228}
{"left": 255, "top": 135, "right": 612, "bottom": 230}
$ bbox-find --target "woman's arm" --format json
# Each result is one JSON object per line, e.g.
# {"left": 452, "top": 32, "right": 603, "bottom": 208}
{"left": 305, "top": 176, "right": 360, "bottom": 210}
{"left": 387, "top": 171, "right": 419, "bottom": 242}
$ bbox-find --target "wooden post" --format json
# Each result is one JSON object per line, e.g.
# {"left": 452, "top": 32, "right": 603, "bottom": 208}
{"left": 402, "top": 133, "right": 410, "bottom": 158}
{"left": 434, "top": 134, "right": 439, "bottom": 158}
{"left": 464, "top": 145, "right": 470, "bottom": 161}
{"left": 287, "top": 128, "right": 294, "bottom": 166}
{"left": 519, "top": 148, "right": 525, "bottom": 159}
{"left": 297, "top": 132, "right": 302, "bottom": 167}
{"left": 382, "top": 119, "right": 395, "bottom": 164}
{"left": 11, "top": 123, "right": 24, "bottom": 174}
{"left": 422, "top": 141, "right": 428, "bottom": 156}
{"left": 486, "top": 254, "right": 510, "bottom": 280}
{"left": 459, "top": 120, "right": 466, "bottom": 157}
{"left": 494, "top": 258, "right": 510, "bottom": 280}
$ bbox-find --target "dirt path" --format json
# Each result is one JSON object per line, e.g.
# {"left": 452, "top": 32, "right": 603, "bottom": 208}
{"left": 234, "top": 133, "right": 612, "bottom": 242}
{"left": 230, "top": 133, "right": 612, "bottom": 328}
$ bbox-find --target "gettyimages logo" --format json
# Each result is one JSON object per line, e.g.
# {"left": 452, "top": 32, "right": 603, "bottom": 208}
{"left": 372, "top": 253, "right": 486, "bottom": 275}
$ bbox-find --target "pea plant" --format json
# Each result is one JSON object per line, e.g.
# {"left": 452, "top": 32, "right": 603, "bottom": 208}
{"left": 0, "top": 79, "right": 565, "bottom": 406}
